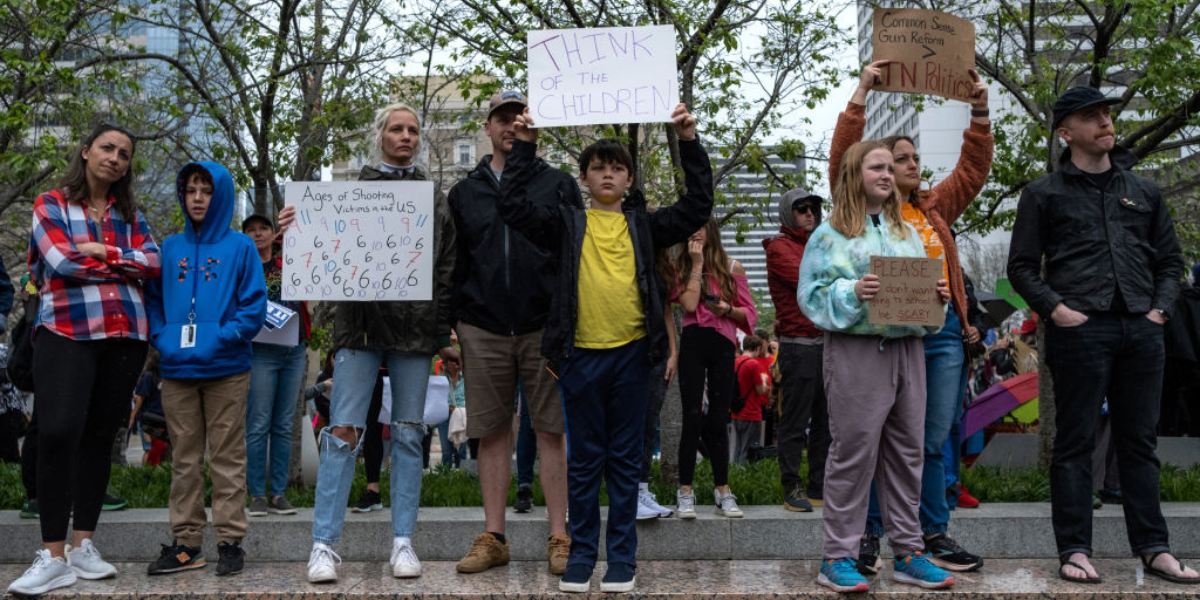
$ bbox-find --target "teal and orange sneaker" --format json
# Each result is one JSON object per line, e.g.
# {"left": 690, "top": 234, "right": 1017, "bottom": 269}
{"left": 817, "top": 558, "right": 870, "bottom": 593}
{"left": 893, "top": 551, "right": 955, "bottom": 589}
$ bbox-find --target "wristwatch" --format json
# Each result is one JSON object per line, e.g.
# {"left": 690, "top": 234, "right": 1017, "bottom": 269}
{"left": 1154, "top": 308, "right": 1170, "bottom": 322}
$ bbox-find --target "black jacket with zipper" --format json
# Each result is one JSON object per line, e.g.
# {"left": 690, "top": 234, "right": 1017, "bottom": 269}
{"left": 496, "top": 138, "right": 714, "bottom": 369}
{"left": 448, "top": 152, "right": 582, "bottom": 336}
{"left": 331, "top": 165, "right": 455, "bottom": 352}
{"left": 1007, "top": 145, "right": 1183, "bottom": 319}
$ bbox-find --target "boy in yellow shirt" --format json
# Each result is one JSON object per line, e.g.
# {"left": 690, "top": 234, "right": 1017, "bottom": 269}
{"left": 497, "top": 104, "right": 712, "bottom": 593}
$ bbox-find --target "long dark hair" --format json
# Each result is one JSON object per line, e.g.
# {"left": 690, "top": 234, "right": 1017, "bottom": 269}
{"left": 59, "top": 123, "right": 139, "bottom": 223}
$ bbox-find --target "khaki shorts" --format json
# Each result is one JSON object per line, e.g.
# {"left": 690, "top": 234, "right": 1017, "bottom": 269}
{"left": 457, "top": 321, "right": 565, "bottom": 438}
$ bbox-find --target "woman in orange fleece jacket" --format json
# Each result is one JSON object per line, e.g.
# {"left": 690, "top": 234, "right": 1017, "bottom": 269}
{"left": 827, "top": 60, "right": 993, "bottom": 576}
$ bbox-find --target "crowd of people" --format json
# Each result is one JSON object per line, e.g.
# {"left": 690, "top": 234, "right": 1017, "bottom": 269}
{"left": 2, "top": 63, "right": 1196, "bottom": 596}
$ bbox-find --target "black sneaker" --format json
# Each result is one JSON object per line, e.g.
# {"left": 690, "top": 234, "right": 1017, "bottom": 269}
{"left": 102, "top": 493, "right": 128, "bottom": 511}
{"left": 20, "top": 499, "right": 39, "bottom": 519}
{"left": 147, "top": 540, "right": 205, "bottom": 575}
{"left": 783, "top": 487, "right": 813, "bottom": 512}
{"left": 600, "top": 562, "right": 636, "bottom": 592}
{"left": 857, "top": 533, "right": 882, "bottom": 576}
{"left": 924, "top": 533, "right": 983, "bottom": 572}
{"left": 513, "top": 487, "right": 533, "bottom": 513}
{"left": 216, "top": 541, "right": 245, "bottom": 576}
{"left": 351, "top": 489, "right": 382, "bottom": 513}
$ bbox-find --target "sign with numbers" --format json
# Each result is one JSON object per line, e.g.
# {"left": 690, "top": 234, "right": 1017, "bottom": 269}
{"left": 281, "top": 181, "right": 434, "bottom": 301}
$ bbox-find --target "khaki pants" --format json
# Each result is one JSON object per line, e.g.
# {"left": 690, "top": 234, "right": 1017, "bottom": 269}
{"left": 162, "top": 371, "right": 251, "bottom": 546}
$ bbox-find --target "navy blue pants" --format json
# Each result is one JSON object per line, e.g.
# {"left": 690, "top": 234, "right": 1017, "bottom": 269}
{"left": 559, "top": 338, "right": 649, "bottom": 569}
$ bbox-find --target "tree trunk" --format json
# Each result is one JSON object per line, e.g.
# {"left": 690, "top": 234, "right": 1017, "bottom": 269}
{"left": 659, "top": 306, "right": 684, "bottom": 485}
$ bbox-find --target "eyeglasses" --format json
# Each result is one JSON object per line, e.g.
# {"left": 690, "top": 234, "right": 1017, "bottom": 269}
{"left": 792, "top": 203, "right": 816, "bottom": 215}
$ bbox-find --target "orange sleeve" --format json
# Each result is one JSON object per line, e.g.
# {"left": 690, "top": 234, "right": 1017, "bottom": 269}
{"left": 828, "top": 102, "right": 867, "bottom": 193}
{"left": 927, "top": 120, "right": 993, "bottom": 224}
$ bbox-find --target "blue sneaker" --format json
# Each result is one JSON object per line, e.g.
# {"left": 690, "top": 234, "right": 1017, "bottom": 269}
{"left": 893, "top": 551, "right": 955, "bottom": 589}
{"left": 558, "top": 563, "right": 592, "bottom": 593}
{"left": 817, "top": 558, "right": 870, "bottom": 593}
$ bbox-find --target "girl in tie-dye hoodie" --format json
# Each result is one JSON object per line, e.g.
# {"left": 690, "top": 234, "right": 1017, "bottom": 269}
{"left": 798, "top": 141, "right": 954, "bottom": 593}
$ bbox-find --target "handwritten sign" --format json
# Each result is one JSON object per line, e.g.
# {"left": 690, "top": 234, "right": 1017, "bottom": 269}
{"left": 868, "top": 255, "right": 945, "bottom": 327}
{"left": 871, "top": 8, "right": 976, "bottom": 103}
{"left": 527, "top": 25, "right": 679, "bottom": 127}
{"left": 282, "top": 181, "right": 434, "bottom": 302}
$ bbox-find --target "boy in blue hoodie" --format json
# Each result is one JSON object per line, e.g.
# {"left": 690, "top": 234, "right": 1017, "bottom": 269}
{"left": 144, "top": 163, "right": 267, "bottom": 577}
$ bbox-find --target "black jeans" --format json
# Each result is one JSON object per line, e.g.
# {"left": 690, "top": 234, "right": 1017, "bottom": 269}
{"left": 33, "top": 330, "right": 146, "bottom": 543}
{"left": 677, "top": 325, "right": 734, "bottom": 487}
{"left": 1044, "top": 312, "right": 1170, "bottom": 559}
{"left": 775, "top": 342, "right": 830, "bottom": 496}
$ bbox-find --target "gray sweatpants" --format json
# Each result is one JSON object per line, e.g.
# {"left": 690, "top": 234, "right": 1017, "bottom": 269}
{"left": 821, "top": 333, "right": 926, "bottom": 559}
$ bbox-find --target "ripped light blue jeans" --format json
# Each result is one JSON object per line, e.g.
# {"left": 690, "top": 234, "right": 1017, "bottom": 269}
{"left": 312, "top": 348, "right": 429, "bottom": 544}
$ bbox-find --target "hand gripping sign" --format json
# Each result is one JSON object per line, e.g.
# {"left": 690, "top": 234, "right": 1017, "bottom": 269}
{"left": 870, "top": 8, "right": 977, "bottom": 103}
{"left": 527, "top": 25, "right": 679, "bottom": 127}
{"left": 282, "top": 181, "right": 435, "bottom": 301}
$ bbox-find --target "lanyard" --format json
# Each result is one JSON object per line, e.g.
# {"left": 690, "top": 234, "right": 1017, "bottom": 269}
{"left": 189, "top": 243, "right": 200, "bottom": 327}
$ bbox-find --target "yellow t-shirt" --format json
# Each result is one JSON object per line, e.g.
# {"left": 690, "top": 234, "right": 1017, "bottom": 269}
{"left": 575, "top": 209, "right": 646, "bottom": 348}
{"left": 901, "top": 203, "right": 949, "bottom": 280}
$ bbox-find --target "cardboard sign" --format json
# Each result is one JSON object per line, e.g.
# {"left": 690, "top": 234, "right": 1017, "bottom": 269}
{"left": 527, "top": 25, "right": 679, "bottom": 127}
{"left": 870, "top": 8, "right": 976, "bottom": 103}
{"left": 867, "top": 255, "right": 945, "bottom": 327}
{"left": 282, "top": 181, "right": 435, "bottom": 301}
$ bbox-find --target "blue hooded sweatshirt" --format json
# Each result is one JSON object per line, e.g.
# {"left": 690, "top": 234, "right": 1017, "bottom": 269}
{"left": 145, "top": 162, "right": 266, "bottom": 379}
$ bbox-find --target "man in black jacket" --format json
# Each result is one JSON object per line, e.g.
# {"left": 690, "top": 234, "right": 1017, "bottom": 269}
{"left": 448, "top": 91, "right": 581, "bottom": 576}
{"left": 1007, "top": 86, "right": 1192, "bottom": 585}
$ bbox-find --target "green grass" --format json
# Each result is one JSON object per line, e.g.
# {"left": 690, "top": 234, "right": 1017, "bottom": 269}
{"left": 3, "top": 459, "right": 1200, "bottom": 509}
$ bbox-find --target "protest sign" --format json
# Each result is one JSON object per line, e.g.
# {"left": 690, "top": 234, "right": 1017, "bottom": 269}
{"left": 527, "top": 25, "right": 678, "bottom": 127}
{"left": 868, "top": 255, "right": 945, "bottom": 327}
{"left": 870, "top": 8, "right": 976, "bottom": 103}
{"left": 282, "top": 181, "right": 435, "bottom": 301}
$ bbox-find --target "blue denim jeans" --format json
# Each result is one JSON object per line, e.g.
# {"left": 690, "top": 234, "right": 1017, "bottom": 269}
{"left": 867, "top": 306, "right": 963, "bottom": 536}
{"left": 437, "top": 417, "right": 466, "bottom": 467}
{"left": 312, "top": 348, "right": 429, "bottom": 544}
{"left": 1044, "top": 312, "right": 1169, "bottom": 559}
{"left": 246, "top": 342, "right": 307, "bottom": 498}
{"left": 516, "top": 384, "right": 536, "bottom": 488}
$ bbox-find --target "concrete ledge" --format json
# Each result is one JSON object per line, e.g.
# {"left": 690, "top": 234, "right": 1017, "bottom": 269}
{"left": 2, "top": 559, "right": 1199, "bottom": 599}
{"left": 4, "top": 503, "right": 1200, "bottom": 563}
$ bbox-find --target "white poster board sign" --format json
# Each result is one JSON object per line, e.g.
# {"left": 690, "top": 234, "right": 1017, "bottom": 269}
{"left": 527, "top": 25, "right": 678, "bottom": 127}
{"left": 282, "top": 181, "right": 435, "bottom": 301}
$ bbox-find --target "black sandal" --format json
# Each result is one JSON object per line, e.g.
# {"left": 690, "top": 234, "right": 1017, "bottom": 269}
{"left": 1142, "top": 552, "right": 1200, "bottom": 585}
{"left": 1058, "top": 557, "right": 1102, "bottom": 584}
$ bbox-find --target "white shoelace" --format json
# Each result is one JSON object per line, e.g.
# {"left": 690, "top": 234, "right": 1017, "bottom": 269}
{"left": 677, "top": 492, "right": 695, "bottom": 511}
{"left": 391, "top": 542, "right": 418, "bottom": 566}
{"left": 309, "top": 544, "right": 342, "bottom": 570}
{"left": 22, "top": 550, "right": 58, "bottom": 577}
{"left": 719, "top": 493, "right": 740, "bottom": 511}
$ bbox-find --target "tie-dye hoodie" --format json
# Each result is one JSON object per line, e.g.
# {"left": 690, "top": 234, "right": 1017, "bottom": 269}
{"left": 798, "top": 214, "right": 943, "bottom": 338}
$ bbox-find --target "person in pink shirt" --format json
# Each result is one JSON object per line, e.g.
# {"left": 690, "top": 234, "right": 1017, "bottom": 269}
{"left": 669, "top": 217, "right": 757, "bottom": 519}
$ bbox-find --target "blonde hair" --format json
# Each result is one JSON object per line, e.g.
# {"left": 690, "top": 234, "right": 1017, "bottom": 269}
{"left": 671, "top": 217, "right": 737, "bottom": 304}
{"left": 829, "top": 141, "right": 909, "bottom": 240}
{"left": 370, "top": 103, "right": 422, "bottom": 164}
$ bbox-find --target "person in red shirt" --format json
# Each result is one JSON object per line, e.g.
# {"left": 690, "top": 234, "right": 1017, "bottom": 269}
{"left": 731, "top": 335, "right": 771, "bottom": 465}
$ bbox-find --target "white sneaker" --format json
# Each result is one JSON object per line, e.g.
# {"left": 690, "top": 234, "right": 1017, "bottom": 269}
{"left": 389, "top": 538, "right": 422, "bottom": 578}
{"left": 8, "top": 550, "right": 77, "bottom": 595}
{"left": 676, "top": 489, "right": 697, "bottom": 519}
{"left": 307, "top": 543, "right": 341, "bottom": 583}
{"left": 640, "top": 489, "right": 673, "bottom": 517}
{"left": 68, "top": 539, "right": 117, "bottom": 580}
{"left": 636, "top": 497, "right": 660, "bottom": 520}
{"left": 714, "top": 489, "right": 743, "bottom": 518}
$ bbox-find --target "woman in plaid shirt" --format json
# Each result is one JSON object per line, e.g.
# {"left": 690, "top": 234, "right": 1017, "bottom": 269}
{"left": 8, "top": 124, "right": 161, "bottom": 596}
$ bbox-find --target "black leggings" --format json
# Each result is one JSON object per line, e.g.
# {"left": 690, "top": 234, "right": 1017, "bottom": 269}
{"left": 33, "top": 330, "right": 145, "bottom": 543}
{"left": 677, "top": 325, "right": 735, "bottom": 487}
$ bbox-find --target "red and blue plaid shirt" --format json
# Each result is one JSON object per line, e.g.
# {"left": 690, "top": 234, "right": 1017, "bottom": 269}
{"left": 29, "top": 189, "right": 162, "bottom": 342}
